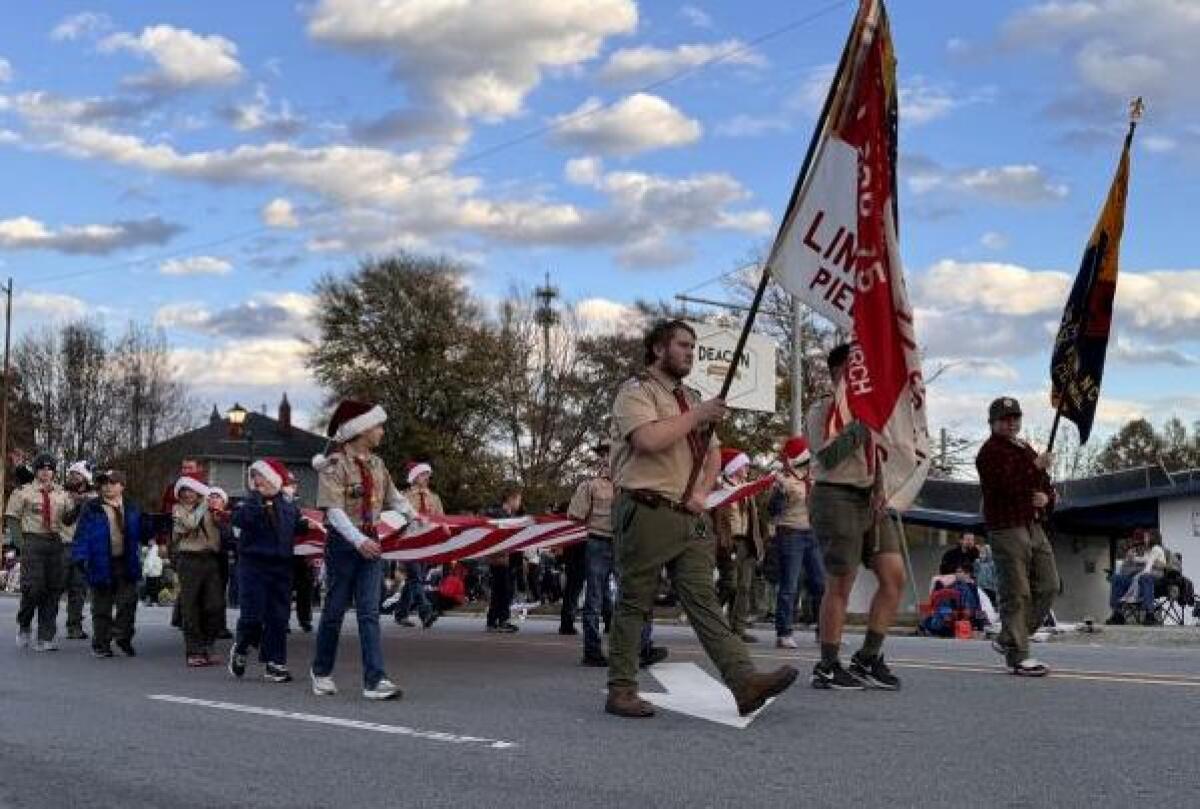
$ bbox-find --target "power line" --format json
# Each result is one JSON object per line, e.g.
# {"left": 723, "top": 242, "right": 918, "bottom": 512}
{"left": 24, "top": 0, "right": 852, "bottom": 289}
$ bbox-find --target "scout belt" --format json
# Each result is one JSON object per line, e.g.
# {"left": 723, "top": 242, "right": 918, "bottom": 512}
{"left": 622, "top": 489, "right": 692, "bottom": 514}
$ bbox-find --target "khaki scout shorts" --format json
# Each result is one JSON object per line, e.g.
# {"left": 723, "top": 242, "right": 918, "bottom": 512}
{"left": 810, "top": 483, "right": 899, "bottom": 576}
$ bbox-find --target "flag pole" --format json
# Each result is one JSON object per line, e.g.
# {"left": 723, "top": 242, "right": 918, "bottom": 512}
{"left": 682, "top": 0, "right": 869, "bottom": 499}
{"left": 1046, "top": 100, "right": 1141, "bottom": 455}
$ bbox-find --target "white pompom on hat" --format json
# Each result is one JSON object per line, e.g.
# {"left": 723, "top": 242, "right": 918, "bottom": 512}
{"left": 67, "top": 461, "right": 92, "bottom": 483}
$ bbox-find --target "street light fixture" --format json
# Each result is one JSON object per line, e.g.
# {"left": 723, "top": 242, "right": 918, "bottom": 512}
{"left": 226, "top": 403, "right": 255, "bottom": 489}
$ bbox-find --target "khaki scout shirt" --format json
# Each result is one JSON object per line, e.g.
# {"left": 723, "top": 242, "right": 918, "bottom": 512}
{"left": 408, "top": 485, "right": 445, "bottom": 518}
{"left": 60, "top": 492, "right": 97, "bottom": 543}
{"left": 806, "top": 396, "right": 873, "bottom": 489}
{"left": 317, "top": 451, "right": 396, "bottom": 527}
{"left": 6, "top": 482, "right": 70, "bottom": 537}
{"left": 610, "top": 368, "right": 719, "bottom": 502}
{"left": 172, "top": 503, "right": 221, "bottom": 554}
{"left": 567, "top": 475, "right": 614, "bottom": 538}
{"left": 773, "top": 471, "right": 812, "bottom": 530}
{"left": 103, "top": 501, "right": 126, "bottom": 558}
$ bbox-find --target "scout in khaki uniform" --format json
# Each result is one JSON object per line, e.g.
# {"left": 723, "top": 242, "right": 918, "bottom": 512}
{"left": 569, "top": 440, "right": 661, "bottom": 667}
{"left": 976, "top": 396, "right": 1058, "bottom": 677}
{"left": 61, "top": 461, "right": 97, "bottom": 640}
{"left": 394, "top": 461, "right": 443, "bottom": 629}
{"left": 712, "top": 448, "right": 766, "bottom": 643}
{"left": 605, "top": 319, "right": 798, "bottom": 718}
{"left": 7, "top": 453, "right": 71, "bottom": 651}
{"left": 172, "top": 475, "right": 226, "bottom": 666}
{"left": 72, "top": 469, "right": 152, "bottom": 657}
{"left": 767, "top": 437, "right": 823, "bottom": 649}
{"left": 310, "top": 400, "right": 417, "bottom": 701}
{"left": 806, "top": 343, "right": 904, "bottom": 691}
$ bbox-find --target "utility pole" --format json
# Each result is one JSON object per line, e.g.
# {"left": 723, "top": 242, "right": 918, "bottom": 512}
{"left": 790, "top": 298, "right": 805, "bottom": 435}
{"left": 0, "top": 279, "right": 11, "bottom": 497}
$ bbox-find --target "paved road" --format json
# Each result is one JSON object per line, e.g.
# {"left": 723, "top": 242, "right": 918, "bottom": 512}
{"left": 2, "top": 598, "right": 1199, "bottom": 809}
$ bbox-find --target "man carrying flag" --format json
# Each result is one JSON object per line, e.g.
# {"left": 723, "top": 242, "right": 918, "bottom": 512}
{"left": 1049, "top": 98, "right": 1140, "bottom": 448}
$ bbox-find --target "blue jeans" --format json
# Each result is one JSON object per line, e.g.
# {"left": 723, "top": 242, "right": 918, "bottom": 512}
{"left": 774, "top": 528, "right": 825, "bottom": 638}
{"left": 312, "top": 534, "right": 387, "bottom": 688}
{"left": 582, "top": 535, "right": 651, "bottom": 658}
{"left": 1110, "top": 572, "right": 1156, "bottom": 611}
{"left": 396, "top": 562, "right": 432, "bottom": 621}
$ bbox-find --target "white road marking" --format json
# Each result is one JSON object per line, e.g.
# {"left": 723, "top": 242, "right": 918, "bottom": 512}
{"left": 147, "top": 694, "right": 517, "bottom": 749}
{"left": 639, "top": 662, "right": 774, "bottom": 729}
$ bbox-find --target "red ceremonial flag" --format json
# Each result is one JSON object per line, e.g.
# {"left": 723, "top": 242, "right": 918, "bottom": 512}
{"left": 767, "top": 0, "right": 929, "bottom": 509}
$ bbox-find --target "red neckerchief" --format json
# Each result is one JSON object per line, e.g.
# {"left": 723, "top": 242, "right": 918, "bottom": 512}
{"left": 670, "top": 386, "right": 706, "bottom": 464}
{"left": 40, "top": 487, "right": 52, "bottom": 531}
{"left": 351, "top": 455, "right": 375, "bottom": 535}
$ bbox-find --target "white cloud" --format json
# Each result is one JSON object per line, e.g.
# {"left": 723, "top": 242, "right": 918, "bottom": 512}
{"left": 0, "top": 58, "right": 12, "bottom": 84}
{"left": 980, "top": 231, "right": 1009, "bottom": 250}
{"left": 1002, "top": 1, "right": 1200, "bottom": 121}
{"left": 13, "top": 291, "right": 87, "bottom": 322}
{"left": 599, "top": 40, "right": 764, "bottom": 85}
{"left": 159, "top": 256, "right": 233, "bottom": 276}
{"left": 787, "top": 63, "right": 837, "bottom": 117}
{"left": 1111, "top": 335, "right": 1197, "bottom": 367}
{"left": 0, "top": 214, "right": 182, "bottom": 254}
{"left": 219, "top": 84, "right": 304, "bottom": 136}
{"left": 680, "top": 6, "right": 713, "bottom": 29}
{"left": 261, "top": 198, "right": 299, "bottom": 229}
{"left": 156, "top": 292, "right": 315, "bottom": 338}
{"left": 715, "top": 114, "right": 788, "bottom": 138}
{"left": 172, "top": 337, "right": 312, "bottom": 388}
{"left": 51, "top": 12, "right": 113, "bottom": 41}
{"left": 306, "top": 0, "right": 637, "bottom": 121}
{"left": 1142, "top": 135, "right": 1177, "bottom": 154}
{"left": 100, "top": 25, "right": 244, "bottom": 90}
{"left": 550, "top": 93, "right": 702, "bottom": 156}
{"left": 574, "top": 297, "right": 641, "bottom": 335}
{"left": 917, "top": 260, "right": 1070, "bottom": 317}
{"left": 907, "top": 159, "right": 1069, "bottom": 205}
{"left": 900, "top": 78, "right": 971, "bottom": 126}
{"left": 8, "top": 94, "right": 764, "bottom": 269}
{"left": 564, "top": 156, "right": 602, "bottom": 186}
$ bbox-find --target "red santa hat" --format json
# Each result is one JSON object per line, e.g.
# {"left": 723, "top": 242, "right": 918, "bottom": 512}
{"left": 782, "top": 436, "right": 811, "bottom": 466}
{"left": 406, "top": 461, "right": 432, "bottom": 485}
{"left": 720, "top": 447, "right": 750, "bottom": 478}
{"left": 249, "top": 458, "right": 289, "bottom": 494}
{"left": 174, "top": 476, "right": 211, "bottom": 499}
{"left": 312, "top": 399, "right": 387, "bottom": 471}
{"left": 208, "top": 486, "right": 229, "bottom": 504}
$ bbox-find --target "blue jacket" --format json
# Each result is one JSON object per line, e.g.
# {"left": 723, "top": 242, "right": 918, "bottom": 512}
{"left": 233, "top": 492, "right": 306, "bottom": 561}
{"left": 72, "top": 497, "right": 149, "bottom": 587}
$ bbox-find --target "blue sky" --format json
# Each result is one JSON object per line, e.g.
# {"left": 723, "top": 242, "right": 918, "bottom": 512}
{"left": 1, "top": 0, "right": 1197, "bottom": 445}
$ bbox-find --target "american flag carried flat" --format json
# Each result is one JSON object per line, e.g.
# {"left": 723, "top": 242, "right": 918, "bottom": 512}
{"left": 294, "top": 510, "right": 588, "bottom": 563}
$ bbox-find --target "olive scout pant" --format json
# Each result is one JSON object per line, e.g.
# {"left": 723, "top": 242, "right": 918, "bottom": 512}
{"left": 608, "top": 491, "right": 753, "bottom": 690}
{"left": 990, "top": 523, "right": 1059, "bottom": 664}
{"left": 176, "top": 553, "right": 227, "bottom": 656}
{"left": 17, "top": 534, "right": 66, "bottom": 642}
{"left": 91, "top": 563, "right": 138, "bottom": 648}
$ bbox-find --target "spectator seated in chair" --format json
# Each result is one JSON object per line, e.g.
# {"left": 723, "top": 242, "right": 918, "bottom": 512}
{"left": 1107, "top": 529, "right": 1166, "bottom": 625}
{"left": 920, "top": 570, "right": 987, "bottom": 637}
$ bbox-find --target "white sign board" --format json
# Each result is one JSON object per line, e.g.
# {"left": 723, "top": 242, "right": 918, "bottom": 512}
{"left": 684, "top": 321, "right": 777, "bottom": 413}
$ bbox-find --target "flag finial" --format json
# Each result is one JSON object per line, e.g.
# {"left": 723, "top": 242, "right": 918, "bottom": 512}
{"left": 1129, "top": 96, "right": 1144, "bottom": 123}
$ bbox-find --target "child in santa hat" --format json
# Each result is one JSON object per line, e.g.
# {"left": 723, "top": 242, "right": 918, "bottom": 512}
{"left": 309, "top": 400, "right": 418, "bottom": 701}
{"left": 394, "top": 461, "right": 443, "bottom": 629}
{"left": 172, "top": 474, "right": 226, "bottom": 666}
{"left": 711, "top": 448, "right": 765, "bottom": 644}
{"left": 766, "top": 436, "right": 822, "bottom": 649}
{"left": 229, "top": 458, "right": 311, "bottom": 683}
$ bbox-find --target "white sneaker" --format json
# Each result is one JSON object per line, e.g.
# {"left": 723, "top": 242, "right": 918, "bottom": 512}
{"left": 33, "top": 639, "right": 59, "bottom": 652}
{"left": 310, "top": 670, "right": 338, "bottom": 696}
{"left": 363, "top": 677, "right": 402, "bottom": 701}
{"left": 775, "top": 636, "right": 798, "bottom": 649}
{"left": 16, "top": 630, "right": 31, "bottom": 649}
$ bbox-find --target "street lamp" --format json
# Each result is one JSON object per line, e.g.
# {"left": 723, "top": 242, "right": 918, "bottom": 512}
{"left": 226, "top": 403, "right": 255, "bottom": 486}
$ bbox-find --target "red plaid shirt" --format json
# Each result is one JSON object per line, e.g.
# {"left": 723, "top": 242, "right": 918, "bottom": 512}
{"left": 975, "top": 435, "right": 1057, "bottom": 530}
